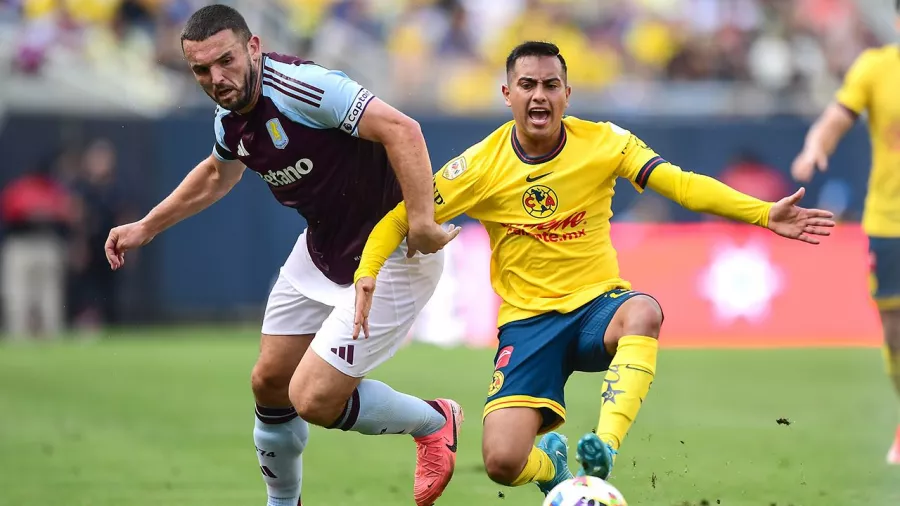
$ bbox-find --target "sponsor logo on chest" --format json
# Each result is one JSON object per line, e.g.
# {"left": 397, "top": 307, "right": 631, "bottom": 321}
{"left": 258, "top": 158, "right": 314, "bottom": 187}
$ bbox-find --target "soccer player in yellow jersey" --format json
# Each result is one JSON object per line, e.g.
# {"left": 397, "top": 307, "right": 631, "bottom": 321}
{"left": 354, "top": 41, "right": 835, "bottom": 495}
{"left": 791, "top": 23, "right": 900, "bottom": 464}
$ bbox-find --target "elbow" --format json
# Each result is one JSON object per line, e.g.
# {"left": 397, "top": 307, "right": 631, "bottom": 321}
{"left": 388, "top": 115, "right": 424, "bottom": 147}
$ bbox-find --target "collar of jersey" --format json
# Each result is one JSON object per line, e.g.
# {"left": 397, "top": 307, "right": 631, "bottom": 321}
{"left": 510, "top": 123, "right": 567, "bottom": 165}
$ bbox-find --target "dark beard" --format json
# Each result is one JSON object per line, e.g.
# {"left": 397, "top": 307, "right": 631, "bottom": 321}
{"left": 217, "top": 57, "right": 258, "bottom": 112}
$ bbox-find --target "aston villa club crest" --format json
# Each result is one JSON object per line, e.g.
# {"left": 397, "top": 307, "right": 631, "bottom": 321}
{"left": 266, "top": 118, "right": 289, "bottom": 149}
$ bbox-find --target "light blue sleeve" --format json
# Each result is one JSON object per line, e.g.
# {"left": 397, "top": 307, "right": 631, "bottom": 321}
{"left": 261, "top": 59, "right": 376, "bottom": 136}
{"left": 212, "top": 106, "right": 236, "bottom": 161}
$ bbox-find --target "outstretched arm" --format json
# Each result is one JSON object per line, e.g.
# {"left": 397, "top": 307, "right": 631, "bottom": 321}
{"left": 613, "top": 129, "right": 835, "bottom": 244}
{"left": 645, "top": 163, "right": 834, "bottom": 244}
{"left": 105, "top": 155, "right": 244, "bottom": 269}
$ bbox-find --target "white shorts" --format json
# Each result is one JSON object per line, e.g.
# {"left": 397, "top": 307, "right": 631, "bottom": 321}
{"left": 261, "top": 231, "right": 444, "bottom": 377}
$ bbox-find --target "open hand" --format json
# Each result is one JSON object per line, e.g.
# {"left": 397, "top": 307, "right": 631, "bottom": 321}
{"left": 767, "top": 187, "right": 835, "bottom": 245}
{"left": 353, "top": 276, "right": 376, "bottom": 339}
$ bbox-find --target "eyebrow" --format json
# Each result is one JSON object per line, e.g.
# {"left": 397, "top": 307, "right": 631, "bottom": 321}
{"left": 518, "top": 76, "right": 562, "bottom": 84}
{"left": 192, "top": 51, "right": 233, "bottom": 71}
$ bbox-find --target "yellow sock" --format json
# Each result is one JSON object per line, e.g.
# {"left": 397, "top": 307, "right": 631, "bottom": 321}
{"left": 510, "top": 446, "right": 556, "bottom": 486}
{"left": 596, "top": 335, "right": 658, "bottom": 451}
{"left": 884, "top": 345, "right": 900, "bottom": 398}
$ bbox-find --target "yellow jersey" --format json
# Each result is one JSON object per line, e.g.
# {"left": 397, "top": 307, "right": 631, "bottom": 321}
{"left": 835, "top": 45, "right": 900, "bottom": 237}
{"left": 356, "top": 116, "right": 772, "bottom": 327}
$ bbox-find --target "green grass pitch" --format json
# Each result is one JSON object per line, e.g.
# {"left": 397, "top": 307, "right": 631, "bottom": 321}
{"left": 0, "top": 327, "right": 897, "bottom": 505}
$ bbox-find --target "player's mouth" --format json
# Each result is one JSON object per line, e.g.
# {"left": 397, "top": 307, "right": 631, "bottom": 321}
{"left": 216, "top": 88, "right": 237, "bottom": 100}
{"left": 528, "top": 107, "right": 551, "bottom": 127}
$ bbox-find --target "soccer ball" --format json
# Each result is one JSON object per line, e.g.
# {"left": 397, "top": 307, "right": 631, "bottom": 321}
{"left": 541, "top": 476, "right": 628, "bottom": 506}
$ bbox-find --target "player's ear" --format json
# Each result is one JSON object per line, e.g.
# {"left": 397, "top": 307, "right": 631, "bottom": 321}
{"left": 502, "top": 84, "right": 512, "bottom": 108}
{"left": 247, "top": 35, "right": 261, "bottom": 58}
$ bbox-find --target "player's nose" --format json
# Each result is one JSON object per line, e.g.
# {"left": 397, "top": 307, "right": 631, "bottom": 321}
{"left": 210, "top": 66, "right": 228, "bottom": 85}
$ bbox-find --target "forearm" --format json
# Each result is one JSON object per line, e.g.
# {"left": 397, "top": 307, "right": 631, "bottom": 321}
{"left": 382, "top": 120, "right": 435, "bottom": 228}
{"left": 141, "top": 156, "right": 242, "bottom": 235}
{"left": 355, "top": 204, "right": 410, "bottom": 282}
{"left": 649, "top": 164, "right": 772, "bottom": 227}
{"left": 804, "top": 103, "right": 855, "bottom": 156}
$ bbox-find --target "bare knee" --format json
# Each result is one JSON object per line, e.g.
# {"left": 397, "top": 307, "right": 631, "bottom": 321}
{"left": 251, "top": 361, "right": 293, "bottom": 407}
{"left": 483, "top": 446, "right": 528, "bottom": 485}
{"left": 253, "top": 334, "right": 313, "bottom": 407}
{"left": 288, "top": 370, "right": 351, "bottom": 428}
{"left": 481, "top": 408, "right": 543, "bottom": 485}
{"left": 621, "top": 295, "right": 663, "bottom": 338}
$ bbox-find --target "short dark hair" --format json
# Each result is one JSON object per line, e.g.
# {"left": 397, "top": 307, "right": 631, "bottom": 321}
{"left": 505, "top": 41, "right": 567, "bottom": 78}
{"left": 181, "top": 4, "right": 251, "bottom": 44}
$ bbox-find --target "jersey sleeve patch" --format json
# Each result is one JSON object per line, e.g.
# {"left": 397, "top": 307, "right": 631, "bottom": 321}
{"left": 441, "top": 156, "right": 467, "bottom": 180}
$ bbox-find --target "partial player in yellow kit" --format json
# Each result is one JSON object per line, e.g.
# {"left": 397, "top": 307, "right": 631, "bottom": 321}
{"left": 355, "top": 42, "right": 835, "bottom": 497}
{"left": 791, "top": 28, "right": 900, "bottom": 464}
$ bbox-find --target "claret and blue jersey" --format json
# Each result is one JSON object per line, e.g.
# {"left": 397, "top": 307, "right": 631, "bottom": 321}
{"left": 212, "top": 53, "right": 403, "bottom": 285}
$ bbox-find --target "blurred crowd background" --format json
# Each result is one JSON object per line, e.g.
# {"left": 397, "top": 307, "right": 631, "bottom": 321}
{"left": 0, "top": 0, "right": 893, "bottom": 339}
{"left": 0, "top": 0, "right": 889, "bottom": 114}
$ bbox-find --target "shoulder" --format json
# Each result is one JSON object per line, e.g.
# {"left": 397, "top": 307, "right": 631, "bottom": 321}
{"left": 850, "top": 45, "right": 894, "bottom": 71}
{"left": 264, "top": 53, "right": 337, "bottom": 84}
{"left": 261, "top": 54, "right": 372, "bottom": 133}
{"left": 213, "top": 105, "right": 234, "bottom": 148}
{"left": 214, "top": 105, "right": 232, "bottom": 124}
{"left": 435, "top": 122, "right": 513, "bottom": 182}
{"left": 476, "top": 120, "right": 516, "bottom": 155}
{"left": 261, "top": 54, "right": 330, "bottom": 107}
{"left": 564, "top": 116, "right": 626, "bottom": 136}
{"left": 565, "top": 117, "right": 632, "bottom": 152}
{"left": 262, "top": 53, "right": 359, "bottom": 97}
{"left": 464, "top": 120, "right": 515, "bottom": 166}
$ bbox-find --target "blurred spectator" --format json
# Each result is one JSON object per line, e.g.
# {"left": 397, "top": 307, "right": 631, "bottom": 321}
{"left": 0, "top": 154, "right": 77, "bottom": 339}
{"left": 70, "top": 138, "right": 131, "bottom": 330}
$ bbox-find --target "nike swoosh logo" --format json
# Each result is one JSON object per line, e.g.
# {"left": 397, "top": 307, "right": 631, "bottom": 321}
{"left": 526, "top": 172, "right": 552, "bottom": 183}
{"left": 556, "top": 451, "right": 565, "bottom": 459}
{"left": 445, "top": 406, "right": 458, "bottom": 453}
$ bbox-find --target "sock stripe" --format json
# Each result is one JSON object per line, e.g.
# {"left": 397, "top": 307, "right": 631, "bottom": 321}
{"left": 256, "top": 405, "right": 299, "bottom": 424}
{"left": 338, "top": 388, "right": 361, "bottom": 431}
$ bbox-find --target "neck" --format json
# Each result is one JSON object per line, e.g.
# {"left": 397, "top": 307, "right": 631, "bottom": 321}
{"left": 514, "top": 123, "right": 563, "bottom": 158}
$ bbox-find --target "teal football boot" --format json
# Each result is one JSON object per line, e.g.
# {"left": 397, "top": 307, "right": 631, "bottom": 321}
{"left": 575, "top": 432, "right": 617, "bottom": 479}
{"left": 535, "top": 432, "right": 575, "bottom": 495}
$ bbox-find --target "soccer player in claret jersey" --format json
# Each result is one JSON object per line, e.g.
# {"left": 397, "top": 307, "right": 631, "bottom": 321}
{"left": 104, "top": 5, "right": 463, "bottom": 506}
{"left": 353, "top": 41, "right": 835, "bottom": 496}
{"left": 791, "top": 4, "right": 900, "bottom": 464}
